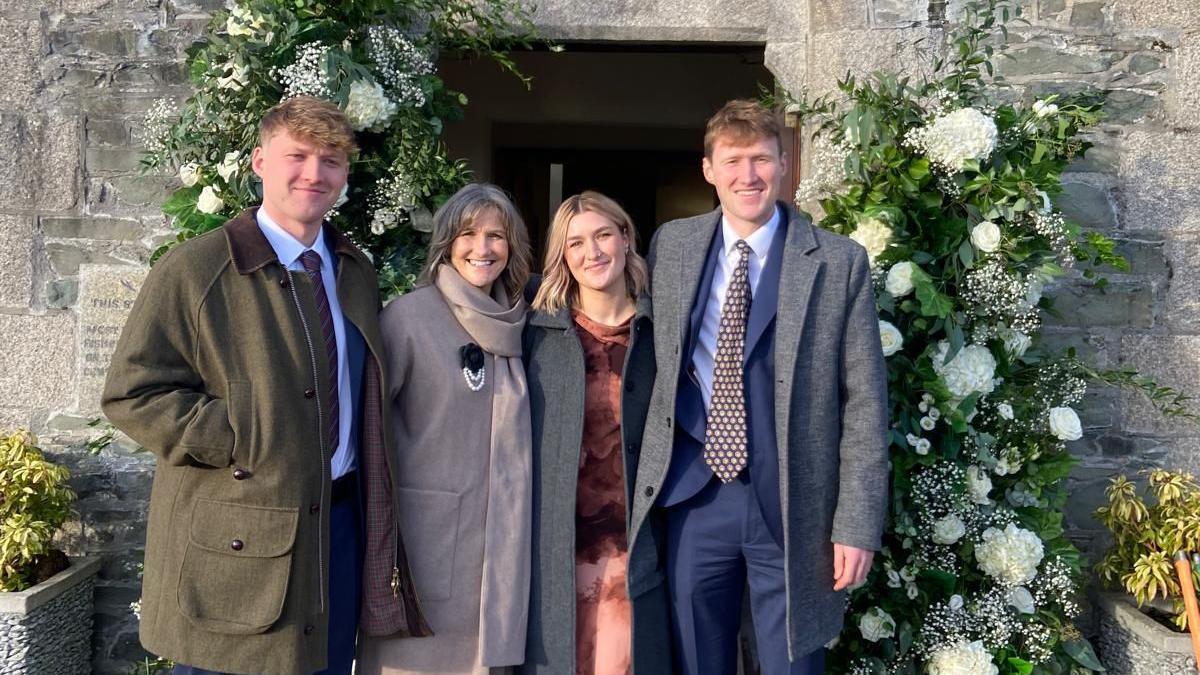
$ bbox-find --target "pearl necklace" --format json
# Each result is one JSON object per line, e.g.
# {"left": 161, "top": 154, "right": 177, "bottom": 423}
{"left": 463, "top": 365, "right": 486, "bottom": 391}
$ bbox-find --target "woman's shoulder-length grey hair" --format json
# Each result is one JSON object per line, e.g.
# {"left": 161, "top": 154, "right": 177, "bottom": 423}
{"left": 418, "top": 183, "right": 533, "bottom": 303}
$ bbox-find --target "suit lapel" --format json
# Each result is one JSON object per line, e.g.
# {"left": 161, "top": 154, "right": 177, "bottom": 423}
{"left": 676, "top": 208, "right": 722, "bottom": 347}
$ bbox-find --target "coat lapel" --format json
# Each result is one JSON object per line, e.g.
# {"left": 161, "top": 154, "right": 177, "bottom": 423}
{"left": 676, "top": 209, "right": 722, "bottom": 347}
{"left": 743, "top": 209, "right": 791, "bottom": 361}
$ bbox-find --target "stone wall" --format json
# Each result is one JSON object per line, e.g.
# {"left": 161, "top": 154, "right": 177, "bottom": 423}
{"left": 0, "top": 0, "right": 1197, "bottom": 671}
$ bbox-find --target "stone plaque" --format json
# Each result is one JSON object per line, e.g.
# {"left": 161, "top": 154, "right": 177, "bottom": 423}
{"left": 75, "top": 264, "right": 147, "bottom": 413}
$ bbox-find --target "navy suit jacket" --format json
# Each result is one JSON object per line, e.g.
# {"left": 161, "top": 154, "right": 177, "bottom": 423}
{"left": 658, "top": 208, "right": 791, "bottom": 545}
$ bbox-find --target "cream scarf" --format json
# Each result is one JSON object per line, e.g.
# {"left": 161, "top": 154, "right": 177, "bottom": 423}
{"left": 434, "top": 265, "right": 531, "bottom": 668}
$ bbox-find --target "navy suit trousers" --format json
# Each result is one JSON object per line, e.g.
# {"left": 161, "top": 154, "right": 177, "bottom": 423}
{"left": 666, "top": 475, "right": 824, "bottom": 675}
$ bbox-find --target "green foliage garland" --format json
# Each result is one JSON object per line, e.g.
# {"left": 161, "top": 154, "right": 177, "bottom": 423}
{"left": 140, "top": 0, "right": 537, "bottom": 295}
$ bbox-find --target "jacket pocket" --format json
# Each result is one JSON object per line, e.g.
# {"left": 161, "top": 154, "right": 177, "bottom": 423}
{"left": 395, "top": 487, "right": 461, "bottom": 602}
{"left": 226, "top": 380, "right": 253, "bottom": 467}
{"left": 177, "top": 498, "right": 299, "bottom": 634}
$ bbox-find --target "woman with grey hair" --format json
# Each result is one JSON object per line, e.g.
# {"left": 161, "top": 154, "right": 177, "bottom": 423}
{"left": 359, "top": 183, "right": 534, "bottom": 675}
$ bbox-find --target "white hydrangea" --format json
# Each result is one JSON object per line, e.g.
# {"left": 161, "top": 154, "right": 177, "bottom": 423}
{"left": 879, "top": 320, "right": 903, "bottom": 357}
{"left": 932, "top": 342, "right": 997, "bottom": 400}
{"left": 965, "top": 465, "right": 992, "bottom": 504}
{"left": 344, "top": 79, "right": 398, "bottom": 132}
{"left": 886, "top": 261, "right": 917, "bottom": 297}
{"left": 849, "top": 217, "right": 893, "bottom": 267}
{"left": 932, "top": 514, "right": 966, "bottom": 545}
{"left": 1048, "top": 406, "right": 1083, "bottom": 441}
{"left": 975, "top": 523, "right": 1044, "bottom": 586}
{"left": 928, "top": 640, "right": 998, "bottom": 675}
{"left": 908, "top": 108, "right": 998, "bottom": 173}
{"left": 858, "top": 607, "right": 896, "bottom": 642}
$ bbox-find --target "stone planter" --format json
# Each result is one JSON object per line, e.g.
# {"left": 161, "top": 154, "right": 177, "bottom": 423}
{"left": 1096, "top": 591, "right": 1198, "bottom": 675}
{"left": 0, "top": 557, "right": 101, "bottom": 674}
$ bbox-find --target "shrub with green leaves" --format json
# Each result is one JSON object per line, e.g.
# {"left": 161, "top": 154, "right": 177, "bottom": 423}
{"left": 140, "top": 0, "right": 537, "bottom": 295}
{"left": 0, "top": 430, "right": 75, "bottom": 592}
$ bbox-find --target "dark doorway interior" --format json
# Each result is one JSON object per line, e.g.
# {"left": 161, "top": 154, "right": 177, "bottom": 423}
{"left": 439, "top": 45, "right": 777, "bottom": 268}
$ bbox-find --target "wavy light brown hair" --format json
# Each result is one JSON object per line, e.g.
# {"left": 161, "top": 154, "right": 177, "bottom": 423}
{"left": 532, "top": 191, "right": 648, "bottom": 313}
{"left": 259, "top": 96, "right": 359, "bottom": 156}
{"left": 703, "top": 99, "right": 783, "bottom": 157}
{"left": 419, "top": 183, "right": 532, "bottom": 303}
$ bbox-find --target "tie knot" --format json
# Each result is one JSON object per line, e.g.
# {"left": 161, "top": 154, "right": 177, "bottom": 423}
{"left": 300, "top": 250, "right": 322, "bottom": 275}
{"left": 735, "top": 240, "right": 750, "bottom": 252}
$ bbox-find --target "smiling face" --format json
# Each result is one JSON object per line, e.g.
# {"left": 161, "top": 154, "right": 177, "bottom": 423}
{"left": 564, "top": 210, "right": 629, "bottom": 299}
{"left": 252, "top": 128, "right": 348, "bottom": 239}
{"left": 449, "top": 208, "right": 510, "bottom": 293}
{"left": 702, "top": 134, "right": 786, "bottom": 233}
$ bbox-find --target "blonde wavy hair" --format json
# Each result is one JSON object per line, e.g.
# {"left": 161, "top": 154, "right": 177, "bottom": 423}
{"left": 259, "top": 96, "right": 359, "bottom": 156}
{"left": 419, "top": 183, "right": 532, "bottom": 303}
{"left": 532, "top": 191, "right": 648, "bottom": 313}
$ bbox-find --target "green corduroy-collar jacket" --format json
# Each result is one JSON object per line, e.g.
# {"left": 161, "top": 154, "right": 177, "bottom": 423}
{"left": 102, "top": 208, "right": 428, "bottom": 674}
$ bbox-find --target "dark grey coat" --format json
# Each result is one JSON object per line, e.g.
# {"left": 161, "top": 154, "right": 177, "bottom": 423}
{"left": 519, "top": 298, "right": 673, "bottom": 675}
{"left": 628, "top": 205, "right": 890, "bottom": 660}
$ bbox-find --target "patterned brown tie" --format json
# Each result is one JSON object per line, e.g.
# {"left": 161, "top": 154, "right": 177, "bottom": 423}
{"left": 704, "top": 240, "right": 751, "bottom": 483}
{"left": 300, "top": 250, "right": 340, "bottom": 453}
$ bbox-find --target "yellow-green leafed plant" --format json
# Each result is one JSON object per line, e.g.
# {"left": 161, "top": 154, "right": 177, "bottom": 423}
{"left": 0, "top": 430, "right": 75, "bottom": 592}
{"left": 1095, "top": 469, "right": 1200, "bottom": 630}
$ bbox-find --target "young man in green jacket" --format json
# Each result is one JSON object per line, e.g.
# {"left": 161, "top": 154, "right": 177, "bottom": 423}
{"left": 103, "top": 96, "right": 428, "bottom": 674}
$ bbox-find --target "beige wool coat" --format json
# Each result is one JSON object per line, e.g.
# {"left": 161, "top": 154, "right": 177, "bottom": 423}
{"left": 358, "top": 284, "right": 522, "bottom": 675}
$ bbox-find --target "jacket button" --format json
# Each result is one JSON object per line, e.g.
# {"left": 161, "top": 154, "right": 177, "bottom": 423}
{"left": 304, "top": 388, "right": 315, "bottom": 399}
{"left": 232, "top": 468, "right": 250, "bottom": 480}
{"left": 309, "top": 503, "right": 320, "bottom": 514}
{"left": 230, "top": 539, "right": 244, "bottom": 551}
{"left": 303, "top": 625, "right": 314, "bottom": 636}
{"left": 644, "top": 486, "right": 655, "bottom": 498}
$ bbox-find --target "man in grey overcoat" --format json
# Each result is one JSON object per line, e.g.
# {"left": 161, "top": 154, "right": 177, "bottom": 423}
{"left": 627, "top": 99, "right": 889, "bottom": 674}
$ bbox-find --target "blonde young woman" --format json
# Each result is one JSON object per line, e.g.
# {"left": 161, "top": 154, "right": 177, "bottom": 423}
{"left": 359, "top": 183, "right": 533, "bottom": 675}
{"left": 521, "top": 192, "right": 672, "bottom": 675}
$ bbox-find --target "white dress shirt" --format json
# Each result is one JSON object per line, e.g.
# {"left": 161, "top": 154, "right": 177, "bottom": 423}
{"left": 691, "top": 205, "right": 781, "bottom": 409}
{"left": 256, "top": 208, "right": 355, "bottom": 478}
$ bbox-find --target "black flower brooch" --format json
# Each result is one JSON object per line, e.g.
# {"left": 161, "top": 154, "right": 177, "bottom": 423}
{"left": 460, "top": 342, "right": 486, "bottom": 391}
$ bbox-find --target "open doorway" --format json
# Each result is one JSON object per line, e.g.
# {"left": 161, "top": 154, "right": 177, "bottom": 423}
{"left": 438, "top": 44, "right": 780, "bottom": 264}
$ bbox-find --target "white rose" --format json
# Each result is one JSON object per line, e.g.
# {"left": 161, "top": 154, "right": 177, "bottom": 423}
{"left": 920, "top": 416, "right": 936, "bottom": 431}
{"left": 178, "top": 162, "right": 200, "bottom": 187}
{"left": 906, "top": 582, "right": 919, "bottom": 599}
{"left": 928, "top": 640, "right": 998, "bottom": 675}
{"left": 1048, "top": 406, "right": 1083, "bottom": 441}
{"left": 932, "top": 514, "right": 966, "bottom": 545}
{"left": 965, "top": 465, "right": 993, "bottom": 505}
{"left": 975, "top": 523, "right": 1044, "bottom": 585}
{"left": 1033, "top": 99, "right": 1059, "bottom": 117}
{"left": 1025, "top": 278, "right": 1044, "bottom": 309}
{"left": 216, "top": 151, "right": 240, "bottom": 183}
{"left": 217, "top": 61, "right": 250, "bottom": 91}
{"left": 948, "top": 594, "right": 964, "bottom": 611}
{"left": 885, "top": 261, "right": 916, "bottom": 297}
{"left": 997, "top": 402, "right": 1014, "bottom": 420}
{"left": 887, "top": 569, "right": 902, "bottom": 588}
{"left": 1008, "top": 586, "right": 1036, "bottom": 614}
{"left": 344, "top": 79, "right": 398, "bottom": 131}
{"left": 196, "top": 185, "right": 224, "bottom": 214}
{"left": 970, "top": 221, "right": 1001, "bottom": 253}
{"left": 879, "top": 320, "right": 903, "bottom": 357}
{"left": 932, "top": 342, "right": 997, "bottom": 400}
{"left": 1002, "top": 328, "right": 1032, "bottom": 357}
{"left": 857, "top": 607, "right": 896, "bottom": 642}
{"left": 850, "top": 217, "right": 894, "bottom": 267}
{"left": 915, "top": 438, "right": 931, "bottom": 455}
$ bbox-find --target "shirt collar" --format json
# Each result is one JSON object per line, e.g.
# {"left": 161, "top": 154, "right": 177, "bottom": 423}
{"left": 721, "top": 204, "right": 780, "bottom": 261}
{"left": 255, "top": 207, "right": 332, "bottom": 269}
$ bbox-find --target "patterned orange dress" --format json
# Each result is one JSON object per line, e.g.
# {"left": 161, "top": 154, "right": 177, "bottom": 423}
{"left": 572, "top": 311, "right": 633, "bottom": 675}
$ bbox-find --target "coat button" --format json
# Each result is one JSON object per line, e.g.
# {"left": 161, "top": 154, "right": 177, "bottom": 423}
{"left": 304, "top": 388, "right": 315, "bottom": 399}
{"left": 232, "top": 468, "right": 250, "bottom": 480}
{"left": 230, "top": 539, "right": 244, "bottom": 551}
{"left": 309, "top": 503, "right": 320, "bottom": 514}
{"left": 303, "top": 625, "right": 314, "bottom": 636}
{"left": 665, "top": 417, "right": 672, "bottom": 428}
{"left": 644, "top": 486, "right": 655, "bottom": 498}
{"left": 279, "top": 275, "right": 289, "bottom": 288}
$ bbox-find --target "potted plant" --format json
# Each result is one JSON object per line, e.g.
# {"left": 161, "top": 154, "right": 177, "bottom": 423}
{"left": 0, "top": 429, "right": 101, "bottom": 673}
{"left": 1094, "top": 468, "right": 1200, "bottom": 674}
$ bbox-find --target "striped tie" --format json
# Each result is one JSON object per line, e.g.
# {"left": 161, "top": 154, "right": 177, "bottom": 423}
{"left": 300, "top": 250, "right": 339, "bottom": 453}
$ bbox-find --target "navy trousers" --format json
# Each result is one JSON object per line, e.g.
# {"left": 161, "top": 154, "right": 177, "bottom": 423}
{"left": 172, "top": 488, "right": 362, "bottom": 675}
{"left": 666, "top": 475, "right": 824, "bottom": 675}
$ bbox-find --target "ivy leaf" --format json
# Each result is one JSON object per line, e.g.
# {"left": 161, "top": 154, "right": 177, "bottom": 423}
{"left": 1006, "top": 657, "right": 1034, "bottom": 675}
{"left": 919, "top": 568, "right": 957, "bottom": 594}
{"left": 1061, "top": 639, "right": 1105, "bottom": 671}
{"left": 915, "top": 282, "right": 954, "bottom": 318}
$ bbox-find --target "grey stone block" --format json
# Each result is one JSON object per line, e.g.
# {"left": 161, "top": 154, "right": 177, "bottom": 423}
{"left": 806, "top": 27, "right": 934, "bottom": 100}
{"left": 1118, "top": 131, "right": 1200, "bottom": 232}
{"left": 1001, "top": 45, "right": 1118, "bottom": 77}
{"left": 0, "top": 312, "right": 74, "bottom": 412}
{"left": 1127, "top": 53, "right": 1164, "bottom": 75}
{"left": 1038, "top": 0, "right": 1065, "bottom": 17}
{"left": 1046, "top": 281, "right": 1155, "bottom": 329}
{"left": 1110, "top": 0, "right": 1200, "bottom": 30}
{"left": 1069, "top": 2, "right": 1105, "bottom": 28}
{"left": 1104, "top": 88, "right": 1160, "bottom": 125}
{"left": 85, "top": 147, "right": 148, "bottom": 174}
{"left": 46, "top": 278, "right": 80, "bottom": 309}
{"left": 0, "top": 112, "right": 81, "bottom": 211}
{"left": 1119, "top": 335, "right": 1200, "bottom": 436}
{"left": 764, "top": 40, "right": 806, "bottom": 96}
{"left": 46, "top": 243, "right": 128, "bottom": 276}
{"left": 1058, "top": 180, "right": 1117, "bottom": 230}
{"left": 1037, "top": 328, "right": 1110, "bottom": 367}
{"left": 1165, "top": 41, "right": 1200, "bottom": 130}
{"left": 42, "top": 216, "right": 143, "bottom": 241}
{"left": 85, "top": 119, "right": 131, "bottom": 147}
{"left": 109, "top": 174, "right": 175, "bottom": 208}
{"left": 0, "top": 214, "right": 33, "bottom": 309}
{"left": 1163, "top": 236, "right": 1200, "bottom": 332}
{"left": 869, "top": 0, "right": 925, "bottom": 26}
{"left": 811, "top": 0, "right": 868, "bottom": 32}
{"left": 0, "top": 17, "right": 43, "bottom": 109}
{"left": 530, "top": 0, "right": 773, "bottom": 41}
{"left": 1096, "top": 592, "right": 1197, "bottom": 675}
